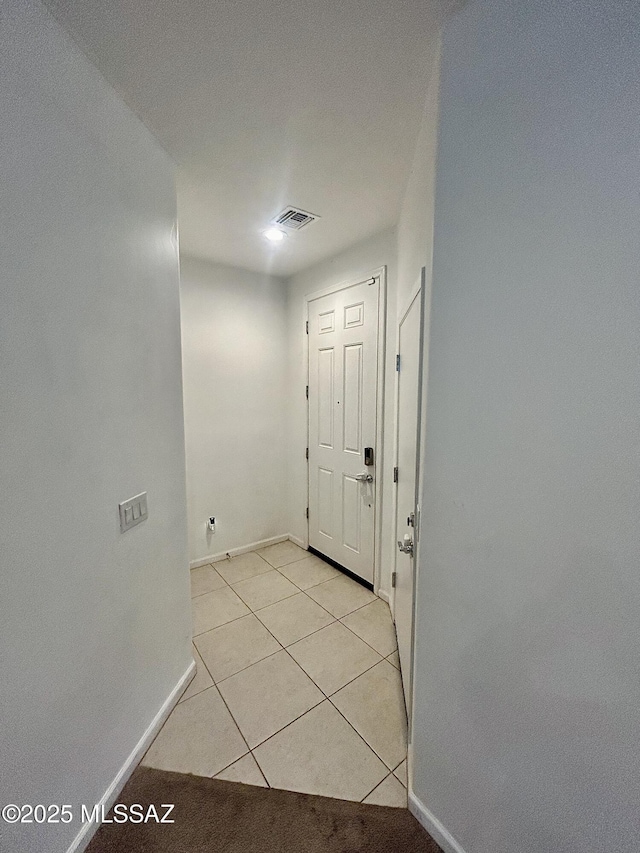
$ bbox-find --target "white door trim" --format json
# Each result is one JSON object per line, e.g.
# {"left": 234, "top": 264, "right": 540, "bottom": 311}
{"left": 391, "top": 268, "right": 425, "bottom": 614}
{"left": 304, "top": 266, "right": 387, "bottom": 593}
{"left": 390, "top": 267, "right": 426, "bottom": 723}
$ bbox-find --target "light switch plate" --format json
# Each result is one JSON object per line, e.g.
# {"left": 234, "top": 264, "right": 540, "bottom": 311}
{"left": 119, "top": 492, "right": 148, "bottom": 533}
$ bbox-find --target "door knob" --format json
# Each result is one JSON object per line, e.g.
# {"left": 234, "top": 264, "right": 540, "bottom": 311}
{"left": 355, "top": 472, "right": 373, "bottom": 483}
{"left": 397, "top": 533, "right": 414, "bottom": 557}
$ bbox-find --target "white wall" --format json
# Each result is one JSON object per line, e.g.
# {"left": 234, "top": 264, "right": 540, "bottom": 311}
{"left": 411, "top": 2, "right": 640, "bottom": 852}
{"left": 180, "top": 257, "right": 288, "bottom": 564}
{"left": 0, "top": 2, "right": 192, "bottom": 851}
{"left": 285, "top": 229, "right": 397, "bottom": 594}
{"left": 395, "top": 38, "right": 441, "bottom": 624}
{"left": 396, "top": 39, "right": 441, "bottom": 314}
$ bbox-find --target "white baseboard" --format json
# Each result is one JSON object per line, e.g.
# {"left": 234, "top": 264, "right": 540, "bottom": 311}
{"left": 287, "top": 533, "right": 306, "bottom": 549}
{"left": 408, "top": 790, "right": 467, "bottom": 853}
{"left": 67, "top": 660, "right": 196, "bottom": 853}
{"left": 378, "top": 588, "right": 390, "bottom": 604}
{"left": 189, "top": 534, "right": 290, "bottom": 569}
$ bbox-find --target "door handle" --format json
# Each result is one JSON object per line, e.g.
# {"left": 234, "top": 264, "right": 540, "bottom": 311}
{"left": 397, "top": 534, "right": 414, "bottom": 557}
{"left": 355, "top": 473, "right": 373, "bottom": 483}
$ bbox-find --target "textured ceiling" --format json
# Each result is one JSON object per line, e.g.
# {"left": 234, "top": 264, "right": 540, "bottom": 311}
{"left": 47, "top": 0, "right": 442, "bottom": 275}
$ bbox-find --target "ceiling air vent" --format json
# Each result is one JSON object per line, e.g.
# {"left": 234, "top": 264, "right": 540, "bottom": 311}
{"left": 273, "top": 207, "right": 319, "bottom": 232}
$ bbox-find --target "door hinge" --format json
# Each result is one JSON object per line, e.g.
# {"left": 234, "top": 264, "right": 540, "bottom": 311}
{"left": 396, "top": 354, "right": 400, "bottom": 372}
{"left": 391, "top": 571, "right": 397, "bottom": 588}
{"left": 306, "top": 507, "right": 309, "bottom": 519}
{"left": 306, "top": 320, "right": 309, "bottom": 334}
{"left": 305, "top": 447, "right": 309, "bottom": 460}
{"left": 305, "top": 385, "right": 309, "bottom": 399}
{"left": 393, "top": 466, "right": 399, "bottom": 483}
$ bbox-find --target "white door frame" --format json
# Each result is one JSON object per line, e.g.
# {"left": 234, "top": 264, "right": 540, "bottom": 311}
{"left": 390, "top": 267, "right": 427, "bottom": 722}
{"left": 304, "top": 266, "right": 387, "bottom": 593}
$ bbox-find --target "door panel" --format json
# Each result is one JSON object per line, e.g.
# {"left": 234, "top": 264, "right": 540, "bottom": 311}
{"left": 318, "top": 467, "right": 334, "bottom": 539}
{"left": 308, "top": 276, "right": 379, "bottom": 584}
{"left": 342, "top": 474, "right": 361, "bottom": 552}
{"left": 318, "top": 348, "right": 334, "bottom": 448}
{"left": 342, "top": 344, "right": 363, "bottom": 453}
{"left": 318, "top": 310, "right": 335, "bottom": 333}
{"left": 394, "top": 269, "right": 426, "bottom": 706}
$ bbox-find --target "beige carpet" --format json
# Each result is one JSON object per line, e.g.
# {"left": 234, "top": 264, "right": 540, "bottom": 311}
{"left": 86, "top": 766, "right": 442, "bottom": 852}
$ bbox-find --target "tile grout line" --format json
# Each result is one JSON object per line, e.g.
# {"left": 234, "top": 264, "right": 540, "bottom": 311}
{"left": 190, "top": 587, "right": 228, "bottom": 601}
{"left": 211, "top": 548, "right": 278, "bottom": 585}
{"left": 325, "top": 656, "right": 387, "bottom": 699}
{"left": 252, "top": 611, "right": 337, "bottom": 645}
{"left": 281, "top": 646, "right": 386, "bottom": 713}
{"left": 194, "top": 623, "right": 393, "bottom": 715}
{"left": 326, "top": 686, "right": 406, "bottom": 774}
{"left": 337, "top": 615, "right": 399, "bottom": 660}
{"left": 247, "top": 689, "right": 392, "bottom": 801}
{"left": 359, "top": 770, "right": 397, "bottom": 804}
{"left": 223, "top": 609, "right": 385, "bottom": 712}
{"left": 190, "top": 544, "right": 405, "bottom": 790}
{"left": 245, "top": 694, "right": 326, "bottom": 755}
{"left": 156, "top": 671, "right": 401, "bottom": 801}
{"left": 299, "top": 586, "right": 378, "bottom": 621}
{"left": 142, "top": 679, "right": 255, "bottom": 779}
{"left": 195, "top": 581, "right": 400, "bottom": 755}
{"left": 208, "top": 592, "right": 332, "bottom": 771}
{"left": 196, "top": 607, "right": 290, "bottom": 689}
{"left": 193, "top": 647, "right": 256, "bottom": 769}
{"left": 192, "top": 562, "right": 396, "bottom": 676}
{"left": 212, "top": 751, "right": 270, "bottom": 789}
{"left": 244, "top": 688, "right": 327, "bottom": 756}
{"left": 195, "top": 603, "right": 360, "bottom": 690}
{"left": 314, "top": 598, "right": 399, "bottom": 660}
{"left": 392, "top": 759, "right": 408, "bottom": 790}
{"left": 196, "top": 546, "right": 376, "bottom": 616}
{"left": 190, "top": 572, "right": 230, "bottom": 600}
{"left": 190, "top": 564, "right": 231, "bottom": 578}
{"left": 243, "top": 638, "right": 403, "bottom": 778}
{"left": 229, "top": 581, "right": 300, "bottom": 613}
{"left": 272, "top": 559, "right": 340, "bottom": 586}
{"left": 267, "top": 561, "right": 389, "bottom": 651}
{"left": 249, "top": 747, "right": 270, "bottom": 786}
{"left": 198, "top": 617, "right": 375, "bottom": 692}
{"left": 214, "top": 645, "right": 285, "bottom": 688}
{"left": 271, "top": 559, "right": 400, "bottom": 660}
{"left": 191, "top": 607, "right": 250, "bottom": 639}
{"left": 212, "top": 594, "right": 337, "bottom": 756}
{"left": 209, "top": 750, "right": 253, "bottom": 780}
{"left": 252, "top": 755, "right": 270, "bottom": 788}
{"left": 221, "top": 559, "right": 394, "bottom": 659}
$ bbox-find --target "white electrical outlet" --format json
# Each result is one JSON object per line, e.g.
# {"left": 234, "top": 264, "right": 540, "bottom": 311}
{"left": 207, "top": 517, "right": 216, "bottom": 533}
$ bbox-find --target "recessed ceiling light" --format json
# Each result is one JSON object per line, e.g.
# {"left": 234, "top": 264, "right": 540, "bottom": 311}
{"left": 264, "top": 227, "right": 285, "bottom": 243}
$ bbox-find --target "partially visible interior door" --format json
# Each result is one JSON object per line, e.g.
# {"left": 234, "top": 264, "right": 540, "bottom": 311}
{"left": 393, "top": 268, "right": 426, "bottom": 704}
{"left": 307, "top": 275, "right": 380, "bottom": 585}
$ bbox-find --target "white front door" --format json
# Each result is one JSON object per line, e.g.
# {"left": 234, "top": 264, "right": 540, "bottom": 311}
{"left": 307, "top": 275, "right": 380, "bottom": 584}
{"left": 393, "top": 269, "right": 426, "bottom": 703}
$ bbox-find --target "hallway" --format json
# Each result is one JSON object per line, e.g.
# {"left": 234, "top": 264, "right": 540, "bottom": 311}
{"left": 5, "top": 2, "right": 638, "bottom": 851}
{"left": 142, "top": 543, "right": 408, "bottom": 807}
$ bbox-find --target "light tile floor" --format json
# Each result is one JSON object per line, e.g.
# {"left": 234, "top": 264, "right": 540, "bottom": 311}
{"left": 142, "top": 541, "right": 408, "bottom": 808}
